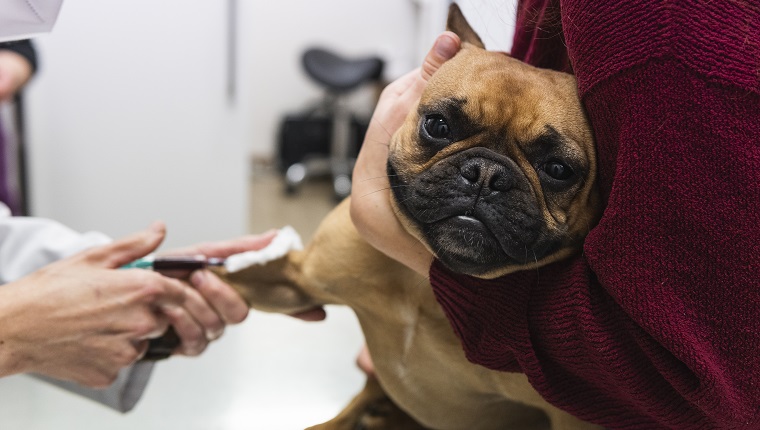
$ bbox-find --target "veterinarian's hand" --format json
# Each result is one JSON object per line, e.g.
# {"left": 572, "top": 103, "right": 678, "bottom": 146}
{"left": 161, "top": 232, "right": 276, "bottom": 355}
{"left": 351, "top": 32, "right": 461, "bottom": 275}
{"left": 0, "top": 223, "right": 187, "bottom": 388}
{"left": 161, "top": 231, "right": 326, "bottom": 356}
{"left": 0, "top": 50, "right": 32, "bottom": 101}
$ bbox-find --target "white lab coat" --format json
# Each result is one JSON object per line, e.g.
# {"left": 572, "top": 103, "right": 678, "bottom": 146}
{"left": 0, "top": 202, "right": 154, "bottom": 412}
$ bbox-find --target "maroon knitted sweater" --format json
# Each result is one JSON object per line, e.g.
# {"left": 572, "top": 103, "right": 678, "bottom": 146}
{"left": 429, "top": 1, "right": 760, "bottom": 428}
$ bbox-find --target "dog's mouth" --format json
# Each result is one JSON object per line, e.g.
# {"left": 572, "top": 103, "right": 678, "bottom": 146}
{"left": 388, "top": 148, "right": 557, "bottom": 276}
{"left": 426, "top": 214, "right": 509, "bottom": 272}
{"left": 421, "top": 204, "right": 548, "bottom": 275}
{"left": 453, "top": 214, "right": 483, "bottom": 226}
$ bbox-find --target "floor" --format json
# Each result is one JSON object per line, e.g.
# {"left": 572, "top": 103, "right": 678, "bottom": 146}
{"left": 0, "top": 170, "right": 366, "bottom": 430}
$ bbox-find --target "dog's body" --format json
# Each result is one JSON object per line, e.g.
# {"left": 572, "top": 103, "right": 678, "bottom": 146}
{"left": 215, "top": 5, "right": 602, "bottom": 429}
{"left": 224, "top": 199, "right": 587, "bottom": 429}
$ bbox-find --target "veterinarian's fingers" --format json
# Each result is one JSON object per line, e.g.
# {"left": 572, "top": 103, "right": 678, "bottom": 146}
{"left": 134, "top": 339, "right": 150, "bottom": 361}
{"left": 191, "top": 270, "right": 250, "bottom": 325}
{"left": 420, "top": 31, "right": 461, "bottom": 81}
{"left": 178, "top": 281, "right": 226, "bottom": 341}
{"left": 160, "top": 304, "right": 208, "bottom": 356}
{"left": 82, "top": 221, "right": 167, "bottom": 268}
{"left": 356, "top": 344, "right": 375, "bottom": 376}
{"left": 167, "top": 231, "right": 278, "bottom": 259}
{"left": 290, "top": 306, "right": 326, "bottom": 322}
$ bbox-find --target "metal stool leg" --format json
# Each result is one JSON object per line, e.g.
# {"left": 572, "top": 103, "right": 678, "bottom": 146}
{"left": 330, "top": 97, "right": 354, "bottom": 199}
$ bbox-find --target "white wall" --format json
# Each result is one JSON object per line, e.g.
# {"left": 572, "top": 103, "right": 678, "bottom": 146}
{"left": 23, "top": 0, "right": 515, "bottom": 245}
{"left": 26, "top": 1, "right": 248, "bottom": 247}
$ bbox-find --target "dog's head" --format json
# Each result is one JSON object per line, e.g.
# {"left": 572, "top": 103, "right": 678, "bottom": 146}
{"left": 388, "top": 4, "right": 601, "bottom": 279}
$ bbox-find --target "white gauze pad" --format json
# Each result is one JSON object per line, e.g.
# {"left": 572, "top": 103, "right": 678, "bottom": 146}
{"left": 224, "top": 226, "right": 303, "bottom": 273}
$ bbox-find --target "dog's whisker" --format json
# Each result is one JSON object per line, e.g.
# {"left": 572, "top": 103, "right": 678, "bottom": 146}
{"left": 358, "top": 174, "right": 401, "bottom": 183}
{"left": 358, "top": 176, "right": 388, "bottom": 182}
{"left": 358, "top": 185, "right": 411, "bottom": 201}
{"left": 358, "top": 187, "right": 392, "bottom": 198}
{"left": 363, "top": 138, "right": 391, "bottom": 148}
{"left": 531, "top": 247, "right": 541, "bottom": 285}
{"left": 371, "top": 119, "right": 395, "bottom": 141}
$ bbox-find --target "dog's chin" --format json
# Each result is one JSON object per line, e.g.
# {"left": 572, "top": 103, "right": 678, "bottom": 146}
{"left": 422, "top": 215, "right": 515, "bottom": 277}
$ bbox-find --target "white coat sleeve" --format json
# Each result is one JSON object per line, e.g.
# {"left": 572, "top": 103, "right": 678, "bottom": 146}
{"left": 0, "top": 203, "right": 155, "bottom": 412}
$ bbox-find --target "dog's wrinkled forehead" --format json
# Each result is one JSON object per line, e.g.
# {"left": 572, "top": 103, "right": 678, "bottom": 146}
{"left": 420, "top": 47, "right": 588, "bottom": 152}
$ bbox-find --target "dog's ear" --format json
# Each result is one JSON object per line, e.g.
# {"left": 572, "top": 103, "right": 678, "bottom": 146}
{"left": 446, "top": 3, "right": 485, "bottom": 49}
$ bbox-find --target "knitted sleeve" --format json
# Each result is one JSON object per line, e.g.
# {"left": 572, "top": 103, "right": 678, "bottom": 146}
{"left": 429, "top": 1, "right": 760, "bottom": 428}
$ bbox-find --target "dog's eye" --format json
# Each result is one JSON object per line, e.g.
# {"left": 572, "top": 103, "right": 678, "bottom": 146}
{"left": 423, "top": 115, "right": 451, "bottom": 140}
{"left": 542, "top": 160, "right": 574, "bottom": 180}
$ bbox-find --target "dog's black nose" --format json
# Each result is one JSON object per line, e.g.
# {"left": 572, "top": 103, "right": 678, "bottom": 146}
{"left": 459, "top": 158, "right": 513, "bottom": 193}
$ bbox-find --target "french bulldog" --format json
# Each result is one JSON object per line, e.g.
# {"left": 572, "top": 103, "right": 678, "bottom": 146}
{"left": 214, "top": 4, "right": 602, "bottom": 429}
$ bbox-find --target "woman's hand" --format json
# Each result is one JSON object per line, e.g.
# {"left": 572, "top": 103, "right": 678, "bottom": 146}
{"left": 350, "top": 32, "right": 461, "bottom": 276}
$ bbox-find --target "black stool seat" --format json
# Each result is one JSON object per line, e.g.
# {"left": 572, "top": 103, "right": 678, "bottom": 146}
{"left": 302, "top": 47, "right": 384, "bottom": 93}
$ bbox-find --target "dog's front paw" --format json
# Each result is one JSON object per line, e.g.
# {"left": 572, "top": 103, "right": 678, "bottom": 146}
{"left": 211, "top": 254, "right": 319, "bottom": 315}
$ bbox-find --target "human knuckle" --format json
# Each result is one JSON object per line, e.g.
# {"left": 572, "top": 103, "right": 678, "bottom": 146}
{"left": 422, "top": 58, "right": 437, "bottom": 76}
{"left": 136, "top": 276, "right": 170, "bottom": 300}
{"left": 128, "top": 271, "right": 158, "bottom": 292}
{"left": 116, "top": 348, "right": 140, "bottom": 366}
{"left": 131, "top": 317, "right": 159, "bottom": 338}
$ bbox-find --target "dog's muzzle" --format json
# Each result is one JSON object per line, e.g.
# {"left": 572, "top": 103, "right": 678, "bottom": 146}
{"left": 389, "top": 147, "right": 556, "bottom": 275}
